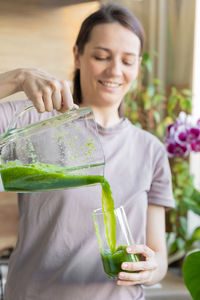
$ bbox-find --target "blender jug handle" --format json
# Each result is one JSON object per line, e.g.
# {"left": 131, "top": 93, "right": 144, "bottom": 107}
{"left": 7, "top": 105, "right": 78, "bottom": 131}
{"left": 7, "top": 105, "right": 35, "bottom": 131}
{"left": 0, "top": 105, "right": 35, "bottom": 149}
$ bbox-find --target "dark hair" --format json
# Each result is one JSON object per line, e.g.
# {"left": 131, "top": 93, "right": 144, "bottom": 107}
{"left": 73, "top": 3, "right": 145, "bottom": 104}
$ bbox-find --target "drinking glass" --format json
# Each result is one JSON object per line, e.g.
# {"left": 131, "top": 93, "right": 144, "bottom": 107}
{"left": 93, "top": 206, "right": 139, "bottom": 279}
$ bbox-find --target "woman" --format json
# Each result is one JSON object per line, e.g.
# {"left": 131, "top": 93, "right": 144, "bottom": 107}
{"left": 0, "top": 4, "right": 174, "bottom": 300}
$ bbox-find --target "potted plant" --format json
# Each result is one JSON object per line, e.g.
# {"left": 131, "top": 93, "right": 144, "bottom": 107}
{"left": 124, "top": 53, "right": 200, "bottom": 268}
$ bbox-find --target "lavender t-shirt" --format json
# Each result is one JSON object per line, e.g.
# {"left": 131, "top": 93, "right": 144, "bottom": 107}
{"left": 0, "top": 101, "right": 174, "bottom": 300}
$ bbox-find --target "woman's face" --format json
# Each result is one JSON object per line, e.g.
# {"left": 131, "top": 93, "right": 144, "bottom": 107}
{"left": 74, "top": 22, "right": 141, "bottom": 109}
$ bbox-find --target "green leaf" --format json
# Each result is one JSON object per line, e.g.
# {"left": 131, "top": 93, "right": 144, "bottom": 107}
{"left": 168, "top": 95, "right": 177, "bottom": 115}
{"left": 192, "top": 189, "right": 200, "bottom": 204}
{"left": 153, "top": 111, "right": 161, "bottom": 123}
{"left": 185, "top": 98, "right": 192, "bottom": 112}
{"left": 142, "top": 53, "right": 152, "bottom": 72}
{"left": 169, "top": 241, "right": 178, "bottom": 254}
{"left": 147, "top": 85, "right": 155, "bottom": 97}
{"left": 156, "top": 123, "right": 165, "bottom": 137}
{"left": 176, "top": 237, "right": 185, "bottom": 250}
{"left": 174, "top": 188, "right": 183, "bottom": 197}
{"left": 179, "top": 217, "right": 187, "bottom": 235}
{"left": 182, "top": 251, "right": 200, "bottom": 300}
{"left": 169, "top": 211, "right": 176, "bottom": 223}
{"left": 179, "top": 97, "right": 192, "bottom": 112}
{"left": 142, "top": 93, "right": 151, "bottom": 110}
{"left": 181, "top": 89, "right": 193, "bottom": 97}
{"left": 180, "top": 202, "right": 187, "bottom": 215}
{"left": 125, "top": 92, "right": 131, "bottom": 103}
{"left": 152, "top": 78, "right": 161, "bottom": 85}
{"left": 183, "top": 196, "right": 200, "bottom": 215}
{"left": 191, "top": 227, "right": 200, "bottom": 241}
{"left": 152, "top": 94, "right": 164, "bottom": 107}
{"left": 131, "top": 102, "right": 138, "bottom": 110}
{"left": 183, "top": 185, "right": 194, "bottom": 197}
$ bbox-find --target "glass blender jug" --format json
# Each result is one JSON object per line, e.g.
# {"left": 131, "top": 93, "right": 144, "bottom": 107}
{"left": 0, "top": 105, "right": 105, "bottom": 192}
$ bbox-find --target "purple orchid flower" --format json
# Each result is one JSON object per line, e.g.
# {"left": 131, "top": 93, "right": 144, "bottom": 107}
{"left": 191, "top": 140, "right": 200, "bottom": 152}
{"left": 174, "top": 125, "right": 189, "bottom": 146}
{"left": 166, "top": 142, "right": 189, "bottom": 158}
{"left": 188, "top": 127, "right": 200, "bottom": 141}
{"left": 165, "top": 112, "right": 200, "bottom": 158}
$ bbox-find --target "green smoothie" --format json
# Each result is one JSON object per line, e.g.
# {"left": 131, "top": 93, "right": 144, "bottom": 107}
{"left": 0, "top": 161, "right": 105, "bottom": 192}
{"left": 101, "top": 180, "right": 116, "bottom": 253}
{"left": 101, "top": 245, "right": 140, "bottom": 278}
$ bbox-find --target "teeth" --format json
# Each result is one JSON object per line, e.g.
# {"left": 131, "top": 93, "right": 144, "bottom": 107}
{"left": 101, "top": 81, "right": 120, "bottom": 88}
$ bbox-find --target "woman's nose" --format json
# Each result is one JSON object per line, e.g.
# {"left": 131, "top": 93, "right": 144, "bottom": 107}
{"left": 106, "top": 59, "right": 122, "bottom": 76}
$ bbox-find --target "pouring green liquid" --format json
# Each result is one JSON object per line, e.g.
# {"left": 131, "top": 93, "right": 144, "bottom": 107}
{"left": 0, "top": 161, "right": 139, "bottom": 278}
{"left": 0, "top": 161, "right": 105, "bottom": 192}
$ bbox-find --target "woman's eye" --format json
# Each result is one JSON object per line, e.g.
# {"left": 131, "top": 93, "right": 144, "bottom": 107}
{"left": 94, "top": 56, "right": 109, "bottom": 61}
{"left": 123, "top": 61, "right": 134, "bottom": 66}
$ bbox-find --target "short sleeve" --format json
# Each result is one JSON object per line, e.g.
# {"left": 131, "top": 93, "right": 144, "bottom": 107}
{"left": 147, "top": 142, "right": 175, "bottom": 209}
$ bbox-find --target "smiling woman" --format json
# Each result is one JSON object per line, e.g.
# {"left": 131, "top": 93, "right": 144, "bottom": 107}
{"left": 0, "top": 3, "right": 174, "bottom": 300}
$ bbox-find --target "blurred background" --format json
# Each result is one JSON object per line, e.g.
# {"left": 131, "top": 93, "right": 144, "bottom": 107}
{"left": 0, "top": 0, "right": 200, "bottom": 299}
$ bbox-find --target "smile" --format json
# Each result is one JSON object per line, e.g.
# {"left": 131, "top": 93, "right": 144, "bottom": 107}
{"left": 99, "top": 80, "right": 122, "bottom": 88}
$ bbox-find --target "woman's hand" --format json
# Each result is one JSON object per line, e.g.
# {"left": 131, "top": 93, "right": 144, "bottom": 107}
{"left": 117, "top": 244, "right": 158, "bottom": 286}
{"left": 18, "top": 68, "right": 78, "bottom": 113}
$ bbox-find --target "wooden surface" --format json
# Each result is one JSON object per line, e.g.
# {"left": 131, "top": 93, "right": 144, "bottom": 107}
{"left": 0, "top": 192, "right": 18, "bottom": 250}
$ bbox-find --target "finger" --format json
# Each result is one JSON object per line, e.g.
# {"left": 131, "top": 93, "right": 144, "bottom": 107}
{"left": 126, "top": 245, "right": 155, "bottom": 260}
{"left": 52, "top": 89, "right": 62, "bottom": 111}
{"left": 118, "top": 270, "right": 151, "bottom": 283}
{"left": 59, "top": 81, "right": 75, "bottom": 112}
{"left": 121, "top": 260, "right": 157, "bottom": 272}
{"left": 34, "top": 97, "right": 45, "bottom": 113}
{"left": 23, "top": 83, "right": 45, "bottom": 113}
{"left": 42, "top": 87, "right": 53, "bottom": 112}
{"left": 27, "top": 91, "right": 45, "bottom": 113}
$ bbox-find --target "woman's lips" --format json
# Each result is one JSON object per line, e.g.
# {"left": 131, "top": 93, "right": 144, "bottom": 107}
{"left": 98, "top": 80, "right": 122, "bottom": 88}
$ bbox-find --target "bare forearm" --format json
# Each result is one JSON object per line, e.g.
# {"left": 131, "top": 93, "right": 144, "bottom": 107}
{"left": 0, "top": 69, "right": 24, "bottom": 101}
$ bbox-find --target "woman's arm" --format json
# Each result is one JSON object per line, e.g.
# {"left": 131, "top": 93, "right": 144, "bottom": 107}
{"left": 0, "top": 69, "right": 22, "bottom": 99}
{"left": 145, "top": 204, "right": 168, "bottom": 285}
{"left": 116, "top": 204, "right": 167, "bottom": 286}
{"left": 0, "top": 68, "right": 76, "bottom": 112}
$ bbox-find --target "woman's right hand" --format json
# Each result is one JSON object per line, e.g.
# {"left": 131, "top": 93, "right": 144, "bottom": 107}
{"left": 18, "top": 68, "right": 78, "bottom": 113}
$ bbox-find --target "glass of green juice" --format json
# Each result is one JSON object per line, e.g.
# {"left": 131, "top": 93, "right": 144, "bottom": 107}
{"left": 93, "top": 206, "right": 139, "bottom": 279}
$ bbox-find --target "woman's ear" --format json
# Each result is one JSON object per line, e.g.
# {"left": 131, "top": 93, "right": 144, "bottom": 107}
{"left": 73, "top": 45, "right": 80, "bottom": 69}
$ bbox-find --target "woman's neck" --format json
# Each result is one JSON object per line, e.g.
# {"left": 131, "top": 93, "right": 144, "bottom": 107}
{"left": 86, "top": 105, "right": 121, "bottom": 127}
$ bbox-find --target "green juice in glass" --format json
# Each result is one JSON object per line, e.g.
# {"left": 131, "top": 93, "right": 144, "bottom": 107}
{"left": 101, "top": 245, "right": 139, "bottom": 279}
{"left": 0, "top": 160, "right": 139, "bottom": 278}
{"left": 96, "top": 181, "right": 140, "bottom": 279}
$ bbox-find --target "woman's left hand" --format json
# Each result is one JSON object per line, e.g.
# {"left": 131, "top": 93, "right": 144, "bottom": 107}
{"left": 117, "top": 244, "right": 158, "bottom": 286}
